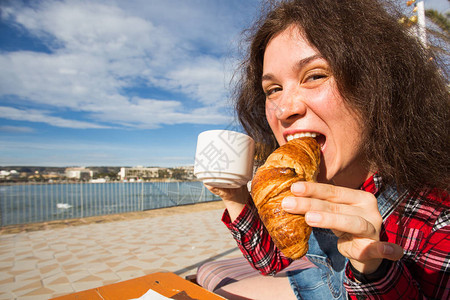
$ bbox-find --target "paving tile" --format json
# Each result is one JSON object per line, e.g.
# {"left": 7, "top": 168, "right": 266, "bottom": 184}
{"left": 55, "top": 254, "right": 74, "bottom": 263}
{"left": 46, "top": 283, "right": 75, "bottom": 298}
{"left": 34, "top": 251, "right": 54, "bottom": 261}
{"left": 160, "top": 260, "right": 178, "bottom": 268}
{"left": 115, "top": 269, "right": 147, "bottom": 281}
{"left": 16, "top": 295, "right": 52, "bottom": 300}
{"left": 23, "top": 286, "right": 55, "bottom": 297}
{"left": 0, "top": 251, "right": 14, "bottom": 259}
{"left": 15, "top": 271, "right": 41, "bottom": 283}
{"left": 69, "top": 281, "right": 103, "bottom": 293}
{"left": 45, "top": 275, "right": 70, "bottom": 286}
{"left": 39, "top": 263, "right": 61, "bottom": 276}
{"left": 66, "top": 270, "right": 91, "bottom": 283}
{"left": 11, "top": 280, "right": 43, "bottom": 297}
{"left": 0, "top": 203, "right": 239, "bottom": 299}
{"left": 92, "top": 270, "right": 120, "bottom": 282}
{"left": 84, "top": 262, "right": 110, "bottom": 273}
{"left": 0, "top": 270, "right": 14, "bottom": 282}
{"left": 0, "top": 277, "right": 14, "bottom": 286}
{"left": 105, "top": 261, "right": 123, "bottom": 268}
{"left": 0, "top": 291, "right": 15, "bottom": 300}
{"left": 75, "top": 274, "right": 103, "bottom": 283}
{"left": 8, "top": 269, "right": 34, "bottom": 278}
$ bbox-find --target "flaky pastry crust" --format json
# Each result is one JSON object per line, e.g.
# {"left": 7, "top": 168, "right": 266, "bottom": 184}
{"left": 251, "top": 137, "right": 321, "bottom": 259}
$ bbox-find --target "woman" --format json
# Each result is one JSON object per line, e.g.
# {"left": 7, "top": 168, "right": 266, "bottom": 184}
{"left": 206, "top": 0, "right": 449, "bottom": 299}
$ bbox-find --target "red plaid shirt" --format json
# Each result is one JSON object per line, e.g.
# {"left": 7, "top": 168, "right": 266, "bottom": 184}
{"left": 222, "top": 174, "right": 450, "bottom": 299}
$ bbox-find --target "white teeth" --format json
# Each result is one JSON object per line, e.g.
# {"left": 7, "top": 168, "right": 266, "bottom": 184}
{"left": 287, "top": 132, "right": 317, "bottom": 141}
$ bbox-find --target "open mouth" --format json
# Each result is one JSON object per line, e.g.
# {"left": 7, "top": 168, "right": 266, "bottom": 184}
{"left": 286, "top": 132, "right": 325, "bottom": 149}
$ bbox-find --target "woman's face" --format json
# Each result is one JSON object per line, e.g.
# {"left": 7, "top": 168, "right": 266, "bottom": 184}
{"left": 262, "top": 25, "right": 370, "bottom": 188}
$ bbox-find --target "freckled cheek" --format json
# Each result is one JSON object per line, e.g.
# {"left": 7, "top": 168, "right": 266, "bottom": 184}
{"left": 265, "top": 102, "right": 277, "bottom": 123}
{"left": 265, "top": 103, "right": 283, "bottom": 139}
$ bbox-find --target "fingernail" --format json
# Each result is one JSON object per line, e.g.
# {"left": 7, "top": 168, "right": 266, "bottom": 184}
{"left": 282, "top": 197, "right": 296, "bottom": 210}
{"left": 306, "top": 212, "right": 322, "bottom": 223}
{"left": 291, "top": 182, "right": 305, "bottom": 194}
{"left": 383, "top": 244, "right": 394, "bottom": 255}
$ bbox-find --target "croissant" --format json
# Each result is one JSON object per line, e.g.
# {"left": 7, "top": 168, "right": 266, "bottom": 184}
{"left": 251, "top": 137, "right": 321, "bottom": 260}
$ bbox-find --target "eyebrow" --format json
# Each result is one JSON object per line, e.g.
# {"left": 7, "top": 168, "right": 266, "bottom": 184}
{"left": 261, "top": 54, "right": 324, "bottom": 82}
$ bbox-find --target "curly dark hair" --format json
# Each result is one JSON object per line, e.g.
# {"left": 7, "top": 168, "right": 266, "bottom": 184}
{"left": 233, "top": 0, "right": 449, "bottom": 193}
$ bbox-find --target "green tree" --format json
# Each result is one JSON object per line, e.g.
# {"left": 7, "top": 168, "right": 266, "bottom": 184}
{"left": 425, "top": 9, "right": 450, "bottom": 35}
{"left": 158, "top": 169, "right": 170, "bottom": 178}
{"left": 425, "top": 9, "right": 449, "bottom": 76}
{"left": 171, "top": 168, "right": 187, "bottom": 180}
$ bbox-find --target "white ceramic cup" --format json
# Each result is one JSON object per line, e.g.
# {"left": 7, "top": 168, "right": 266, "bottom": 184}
{"left": 194, "top": 130, "right": 255, "bottom": 188}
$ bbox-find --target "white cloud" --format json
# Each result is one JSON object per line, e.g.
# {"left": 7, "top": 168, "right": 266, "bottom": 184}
{"left": 0, "top": 51, "right": 118, "bottom": 109}
{"left": 0, "top": 0, "right": 245, "bottom": 129}
{"left": 0, "top": 126, "right": 35, "bottom": 133}
{"left": 165, "top": 56, "right": 231, "bottom": 105}
{"left": 86, "top": 97, "right": 231, "bottom": 129}
{"left": 0, "top": 106, "right": 110, "bottom": 129}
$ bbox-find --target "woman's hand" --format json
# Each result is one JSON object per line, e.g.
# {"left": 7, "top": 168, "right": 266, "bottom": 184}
{"left": 281, "top": 181, "right": 404, "bottom": 274}
{"left": 205, "top": 184, "right": 250, "bottom": 222}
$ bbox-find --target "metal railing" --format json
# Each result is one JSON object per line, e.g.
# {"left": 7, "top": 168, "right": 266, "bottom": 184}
{"left": 0, "top": 181, "right": 220, "bottom": 227}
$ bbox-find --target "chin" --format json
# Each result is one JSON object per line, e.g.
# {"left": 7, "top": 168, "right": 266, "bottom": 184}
{"left": 316, "top": 170, "right": 330, "bottom": 184}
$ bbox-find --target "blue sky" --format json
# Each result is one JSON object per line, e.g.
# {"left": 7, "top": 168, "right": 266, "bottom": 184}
{"left": 0, "top": 0, "right": 449, "bottom": 167}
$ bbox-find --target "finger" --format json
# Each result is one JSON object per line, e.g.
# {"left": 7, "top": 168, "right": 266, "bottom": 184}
{"left": 305, "top": 211, "right": 378, "bottom": 237}
{"left": 282, "top": 196, "right": 320, "bottom": 213}
{"left": 343, "top": 241, "right": 404, "bottom": 262}
{"left": 205, "top": 185, "right": 221, "bottom": 195}
{"left": 207, "top": 185, "right": 250, "bottom": 203}
{"left": 282, "top": 196, "right": 361, "bottom": 216}
{"left": 205, "top": 185, "right": 235, "bottom": 199}
{"left": 377, "top": 242, "right": 404, "bottom": 261}
{"left": 291, "top": 181, "right": 376, "bottom": 206}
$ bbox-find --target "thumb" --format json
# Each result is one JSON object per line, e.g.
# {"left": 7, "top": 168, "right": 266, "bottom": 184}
{"left": 377, "top": 242, "right": 404, "bottom": 261}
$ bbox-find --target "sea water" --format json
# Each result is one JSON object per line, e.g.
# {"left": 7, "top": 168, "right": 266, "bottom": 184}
{"left": 0, "top": 181, "right": 219, "bottom": 226}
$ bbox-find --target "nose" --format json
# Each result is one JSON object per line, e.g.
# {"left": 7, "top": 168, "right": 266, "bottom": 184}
{"left": 268, "top": 91, "right": 307, "bottom": 123}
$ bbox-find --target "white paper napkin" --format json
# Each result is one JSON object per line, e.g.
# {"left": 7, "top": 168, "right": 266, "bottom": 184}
{"left": 129, "top": 288, "right": 173, "bottom": 300}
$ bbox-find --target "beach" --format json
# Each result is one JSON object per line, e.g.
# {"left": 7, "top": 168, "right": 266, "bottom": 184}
{"left": 0, "top": 201, "right": 241, "bottom": 300}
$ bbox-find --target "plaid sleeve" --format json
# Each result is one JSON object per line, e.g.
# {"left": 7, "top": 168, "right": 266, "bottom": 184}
{"left": 345, "top": 260, "right": 422, "bottom": 299}
{"left": 344, "top": 194, "right": 450, "bottom": 299}
{"left": 416, "top": 211, "right": 450, "bottom": 299}
{"left": 222, "top": 205, "right": 292, "bottom": 275}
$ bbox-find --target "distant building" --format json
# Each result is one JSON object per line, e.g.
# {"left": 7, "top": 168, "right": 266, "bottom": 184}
{"left": 0, "top": 170, "right": 19, "bottom": 180}
{"left": 119, "top": 166, "right": 163, "bottom": 181}
{"left": 65, "top": 167, "right": 93, "bottom": 180}
{"left": 0, "top": 170, "right": 10, "bottom": 179}
{"left": 177, "top": 165, "right": 195, "bottom": 180}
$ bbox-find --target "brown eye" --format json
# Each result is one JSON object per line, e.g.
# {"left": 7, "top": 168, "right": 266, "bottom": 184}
{"left": 305, "top": 74, "right": 327, "bottom": 82}
{"left": 264, "top": 86, "right": 282, "bottom": 97}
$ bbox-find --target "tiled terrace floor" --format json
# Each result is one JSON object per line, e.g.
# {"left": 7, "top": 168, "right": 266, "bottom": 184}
{"left": 0, "top": 201, "right": 241, "bottom": 299}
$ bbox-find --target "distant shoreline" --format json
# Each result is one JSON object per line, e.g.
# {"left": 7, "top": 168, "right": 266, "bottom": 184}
{"left": 0, "top": 179, "right": 199, "bottom": 185}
